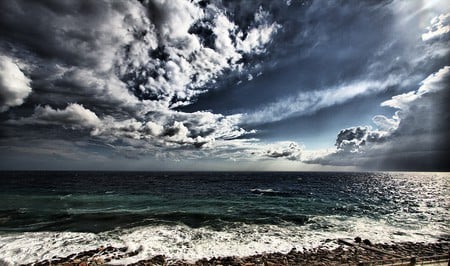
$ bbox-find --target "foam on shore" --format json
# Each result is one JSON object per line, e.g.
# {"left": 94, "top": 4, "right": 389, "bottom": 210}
{"left": 0, "top": 214, "right": 445, "bottom": 265}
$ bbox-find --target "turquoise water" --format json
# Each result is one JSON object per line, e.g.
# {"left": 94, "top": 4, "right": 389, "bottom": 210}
{"left": 0, "top": 171, "right": 448, "bottom": 263}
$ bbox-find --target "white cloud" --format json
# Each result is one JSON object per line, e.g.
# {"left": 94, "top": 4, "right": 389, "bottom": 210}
{"left": 242, "top": 77, "right": 398, "bottom": 125}
{"left": 1, "top": 0, "right": 283, "bottom": 161}
{"left": 372, "top": 115, "right": 399, "bottom": 132}
{"left": 236, "top": 7, "right": 281, "bottom": 54}
{"left": 422, "top": 13, "right": 450, "bottom": 42}
{"left": 417, "top": 65, "right": 450, "bottom": 95}
{"left": 1, "top": 0, "right": 281, "bottom": 115}
{"left": 7, "top": 100, "right": 306, "bottom": 164}
{"left": 116, "top": 0, "right": 280, "bottom": 109}
{"left": 382, "top": 66, "right": 450, "bottom": 110}
{"left": 0, "top": 55, "right": 32, "bottom": 112}
{"left": 7, "top": 1, "right": 447, "bottom": 170}
{"left": 305, "top": 66, "right": 450, "bottom": 170}
{"left": 10, "top": 103, "right": 101, "bottom": 129}
{"left": 9, "top": 103, "right": 251, "bottom": 151}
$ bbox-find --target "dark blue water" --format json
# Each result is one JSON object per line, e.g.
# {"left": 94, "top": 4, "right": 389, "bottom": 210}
{"left": 0, "top": 171, "right": 448, "bottom": 263}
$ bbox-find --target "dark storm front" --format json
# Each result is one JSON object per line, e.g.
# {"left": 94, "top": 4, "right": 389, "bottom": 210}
{"left": 0, "top": 171, "right": 447, "bottom": 237}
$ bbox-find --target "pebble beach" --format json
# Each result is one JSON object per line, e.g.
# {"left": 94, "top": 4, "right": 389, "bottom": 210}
{"left": 26, "top": 240, "right": 449, "bottom": 266}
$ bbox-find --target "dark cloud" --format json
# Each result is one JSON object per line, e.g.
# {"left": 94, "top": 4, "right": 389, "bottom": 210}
{"left": 0, "top": 0, "right": 279, "bottom": 110}
{"left": 184, "top": 0, "right": 404, "bottom": 113}
{"left": 0, "top": 0, "right": 279, "bottom": 159}
{"left": 0, "top": 0, "right": 125, "bottom": 68}
{"left": 185, "top": 1, "right": 450, "bottom": 130}
{"left": 307, "top": 66, "right": 450, "bottom": 171}
{"left": 334, "top": 126, "right": 386, "bottom": 153}
{"left": 264, "top": 142, "right": 301, "bottom": 161}
{"left": 115, "top": 0, "right": 280, "bottom": 108}
{"left": 0, "top": 0, "right": 449, "bottom": 170}
{"left": 0, "top": 0, "right": 142, "bottom": 117}
{"left": 7, "top": 102, "right": 250, "bottom": 151}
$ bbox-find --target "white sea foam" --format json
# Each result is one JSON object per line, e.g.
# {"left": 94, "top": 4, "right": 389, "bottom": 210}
{"left": 0, "top": 231, "right": 122, "bottom": 265}
{"left": 251, "top": 188, "right": 276, "bottom": 193}
{"left": 0, "top": 214, "right": 445, "bottom": 265}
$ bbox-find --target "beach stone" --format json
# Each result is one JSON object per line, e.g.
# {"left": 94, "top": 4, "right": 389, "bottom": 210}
{"left": 151, "top": 254, "right": 165, "bottom": 264}
{"left": 363, "top": 239, "right": 372, "bottom": 246}
{"left": 355, "top": 236, "right": 362, "bottom": 243}
{"left": 95, "top": 257, "right": 105, "bottom": 264}
{"left": 29, "top": 240, "right": 450, "bottom": 266}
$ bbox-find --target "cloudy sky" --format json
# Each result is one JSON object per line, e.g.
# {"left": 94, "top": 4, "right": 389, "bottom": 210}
{"left": 0, "top": 0, "right": 449, "bottom": 171}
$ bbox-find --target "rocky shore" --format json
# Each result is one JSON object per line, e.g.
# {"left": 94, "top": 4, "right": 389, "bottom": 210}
{"left": 26, "top": 240, "right": 449, "bottom": 266}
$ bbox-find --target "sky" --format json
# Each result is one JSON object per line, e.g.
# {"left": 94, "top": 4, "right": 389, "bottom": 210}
{"left": 0, "top": 0, "right": 449, "bottom": 171}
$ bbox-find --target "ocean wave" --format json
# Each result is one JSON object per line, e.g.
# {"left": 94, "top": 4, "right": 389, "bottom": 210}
{"left": 0, "top": 215, "right": 445, "bottom": 265}
{"left": 250, "top": 188, "right": 291, "bottom": 197}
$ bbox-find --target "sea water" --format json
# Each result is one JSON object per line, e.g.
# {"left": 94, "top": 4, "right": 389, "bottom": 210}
{"left": 0, "top": 171, "right": 448, "bottom": 264}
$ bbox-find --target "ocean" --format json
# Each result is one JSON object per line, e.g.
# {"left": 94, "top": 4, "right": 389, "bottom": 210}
{"left": 0, "top": 171, "right": 448, "bottom": 264}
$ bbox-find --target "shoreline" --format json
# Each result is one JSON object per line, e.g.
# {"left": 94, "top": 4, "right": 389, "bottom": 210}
{"left": 24, "top": 240, "right": 449, "bottom": 266}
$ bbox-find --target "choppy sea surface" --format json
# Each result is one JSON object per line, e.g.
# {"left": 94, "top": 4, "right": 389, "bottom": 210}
{"left": 0, "top": 171, "right": 448, "bottom": 264}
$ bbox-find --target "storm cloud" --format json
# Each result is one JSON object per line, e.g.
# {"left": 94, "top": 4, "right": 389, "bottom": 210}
{"left": 0, "top": 0, "right": 276, "bottom": 154}
{"left": 307, "top": 66, "right": 450, "bottom": 171}
{"left": 264, "top": 142, "right": 302, "bottom": 161}
{"left": 0, "top": 0, "right": 449, "bottom": 170}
